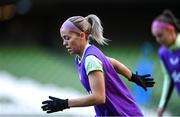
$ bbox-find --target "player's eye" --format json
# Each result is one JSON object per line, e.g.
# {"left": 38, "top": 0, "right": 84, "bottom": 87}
{"left": 157, "top": 33, "right": 163, "bottom": 38}
{"left": 63, "top": 36, "right": 70, "bottom": 40}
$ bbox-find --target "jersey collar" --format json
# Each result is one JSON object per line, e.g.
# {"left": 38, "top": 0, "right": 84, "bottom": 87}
{"left": 77, "top": 43, "right": 91, "bottom": 63}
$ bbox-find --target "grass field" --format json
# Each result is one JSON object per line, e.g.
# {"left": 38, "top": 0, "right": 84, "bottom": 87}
{"left": 0, "top": 44, "right": 179, "bottom": 115}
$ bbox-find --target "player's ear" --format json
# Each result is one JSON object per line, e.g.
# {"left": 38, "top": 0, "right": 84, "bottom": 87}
{"left": 79, "top": 32, "right": 86, "bottom": 39}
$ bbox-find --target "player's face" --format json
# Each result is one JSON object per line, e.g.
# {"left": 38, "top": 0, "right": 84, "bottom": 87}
{"left": 60, "top": 29, "right": 83, "bottom": 55}
{"left": 152, "top": 28, "right": 176, "bottom": 47}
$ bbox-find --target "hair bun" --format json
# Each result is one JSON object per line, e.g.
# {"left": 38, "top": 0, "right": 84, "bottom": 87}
{"left": 163, "top": 9, "right": 174, "bottom": 17}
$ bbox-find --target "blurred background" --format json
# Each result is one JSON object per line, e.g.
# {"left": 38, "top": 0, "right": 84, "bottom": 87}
{"left": 0, "top": 0, "right": 180, "bottom": 116}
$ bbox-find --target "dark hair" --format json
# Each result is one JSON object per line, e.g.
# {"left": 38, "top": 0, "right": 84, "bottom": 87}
{"left": 153, "top": 9, "right": 180, "bottom": 32}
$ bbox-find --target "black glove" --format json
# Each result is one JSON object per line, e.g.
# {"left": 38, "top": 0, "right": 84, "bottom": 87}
{"left": 41, "top": 96, "right": 69, "bottom": 113}
{"left": 129, "top": 72, "right": 155, "bottom": 91}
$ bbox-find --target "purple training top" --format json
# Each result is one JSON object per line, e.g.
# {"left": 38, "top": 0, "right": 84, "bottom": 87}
{"left": 158, "top": 46, "right": 180, "bottom": 95}
{"left": 75, "top": 45, "right": 143, "bottom": 116}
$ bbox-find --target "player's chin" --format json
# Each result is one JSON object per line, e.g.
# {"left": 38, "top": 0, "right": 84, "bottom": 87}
{"left": 69, "top": 52, "right": 74, "bottom": 55}
{"left": 67, "top": 49, "right": 78, "bottom": 55}
{"left": 68, "top": 50, "right": 75, "bottom": 55}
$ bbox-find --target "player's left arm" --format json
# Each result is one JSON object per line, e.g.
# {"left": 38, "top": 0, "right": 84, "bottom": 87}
{"left": 107, "top": 57, "right": 132, "bottom": 80}
{"left": 108, "top": 57, "right": 155, "bottom": 91}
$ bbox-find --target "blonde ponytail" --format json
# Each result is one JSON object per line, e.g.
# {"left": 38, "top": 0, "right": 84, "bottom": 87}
{"left": 67, "top": 14, "right": 110, "bottom": 45}
{"left": 85, "top": 14, "right": 109, "bottom": 45}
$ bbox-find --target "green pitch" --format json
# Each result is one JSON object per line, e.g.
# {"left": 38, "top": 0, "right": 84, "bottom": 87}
{"left": 0, "top": 44, "right": 179, "bottom": 115}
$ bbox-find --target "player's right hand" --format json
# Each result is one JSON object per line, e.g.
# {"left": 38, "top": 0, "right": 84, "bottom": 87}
{"left": 41, "top": 96, "right": 69, "bottom": 113}
{"left": 157, "top": 107, "right": 165, "bottom": 117}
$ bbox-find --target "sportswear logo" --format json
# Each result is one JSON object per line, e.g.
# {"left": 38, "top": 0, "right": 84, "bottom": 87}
{"left": 88, "top": 90, "right": 92, "bottom": 94}
{"left": 169, "top": 57, "right": 179, "bottom": 65}
{"left": 78, "top": 73, "right": 82, "bottom": 80}
{"left": 172, "top": 71, "right": 180, "bottom": 83}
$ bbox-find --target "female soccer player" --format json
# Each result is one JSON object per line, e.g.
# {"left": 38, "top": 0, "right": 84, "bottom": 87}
{"left": 151, "top": 10, "right": 180, "bottom": 116}
{"left": 41, "top": 14, "right": 155, "bottom": 116}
